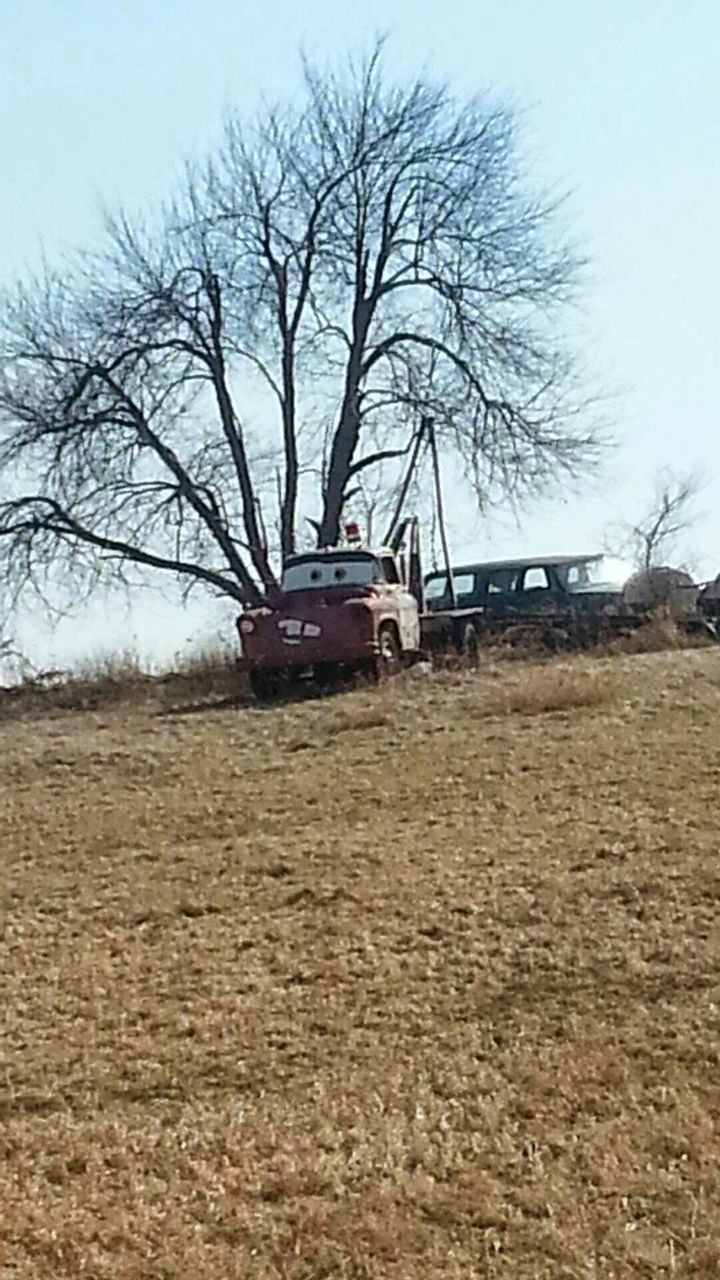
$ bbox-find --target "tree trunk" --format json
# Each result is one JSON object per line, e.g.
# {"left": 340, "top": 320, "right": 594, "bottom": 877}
{"left": 318, "top": 304, "right": 371, "bottom": 546}
{"left": 211, "top": 359, "right": 277, "bottom": 590}
{"left": 280, "top": 344, "right": 298, "bottom": 560}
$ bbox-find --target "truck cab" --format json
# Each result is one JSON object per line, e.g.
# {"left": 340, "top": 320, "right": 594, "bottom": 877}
{"left": 238, "top": 538, "right": 421, "bottom": 699}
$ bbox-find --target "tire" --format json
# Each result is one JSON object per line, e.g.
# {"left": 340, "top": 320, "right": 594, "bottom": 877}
{"left": 354, "top": 658, "right": 380, "bottom": 687}
{"left": 460, "top": 622, "right": 480, "bottom": 669}
{"left": 314, "top": 662, "right": 341, "bottom": 691}
{"left": 249, "top": 669, "right": 285, "bottom": 702}
{"left": 376, "top": 624, "right": 402, "bottom": 680}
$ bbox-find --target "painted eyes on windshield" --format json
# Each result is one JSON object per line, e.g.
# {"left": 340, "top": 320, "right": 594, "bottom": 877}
{"left": 306, "top": 565, "right": 348, "bottom": 583}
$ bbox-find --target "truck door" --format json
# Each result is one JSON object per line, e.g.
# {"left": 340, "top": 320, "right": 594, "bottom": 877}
{"left": 483, "top": 566, "right": 520, "bottom": 616}
{"left": 514, "top": 565, "right": 564, "bottom": 613}
{"left": 381, "top": 554, "right": 420, "bottom": 652}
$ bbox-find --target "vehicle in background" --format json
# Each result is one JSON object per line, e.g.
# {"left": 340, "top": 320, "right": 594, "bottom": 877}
{"left": 421, "top": 553, "right": 705, "bottom": 654}
{"left": 698, "top": 574, "right": 720, "bottom": 632}
{"left": 622, "top": 566, "right": 698, "bottom": 615}
{"left": 422, "top": 554, "right": 636, "bottom": 653}
{"left": 422, "top": 552, "right": 715, "bottom": 654}
{"left": 424, "top": 554, "right": 638, "bottom": 618}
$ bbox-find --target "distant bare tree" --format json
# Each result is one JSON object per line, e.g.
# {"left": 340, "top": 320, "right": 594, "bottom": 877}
{"left": 0, "top": 44, "right": 600, "bottom": 614}
{"left": 624, "top": 469, "right": 705, "bottom": 572}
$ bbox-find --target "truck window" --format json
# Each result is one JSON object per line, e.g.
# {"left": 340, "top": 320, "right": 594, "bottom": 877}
{"left": 381, "top": 556, "right": 400, "bottom": 584}
{"left": 564, "top": 563, "right": 586, "bottom": 588}
{"left": 453, "top": 573, "right": 474, "bottom": 597}
{"left": 485, "top": 568, "right": 519, "bottom": 594}
{"left": 425, "top": 574, "right": 448, "bottom": 601}
{"left": 521, "top": 566, "right": 550, "bottom": 591}
{"left": 558, "top": 557, "right": 634, "bottom": 593}
{"left": 425, "top": 570, "right": 475, "bottom": 604}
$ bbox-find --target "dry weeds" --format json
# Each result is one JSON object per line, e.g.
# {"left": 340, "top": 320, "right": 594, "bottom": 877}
{"left": 0, "top": 647, "right": 244, "bottom": 722}
{"left": 602, "top": 616, "right": 704, "bottom": 657}
{"left": 2, "top": 648, "right": 720, "bottom": 1278}
{"left": 464, "top": 664, "right": 617, "bottom": 718}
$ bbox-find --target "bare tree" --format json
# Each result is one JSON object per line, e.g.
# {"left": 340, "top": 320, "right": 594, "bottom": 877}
{"left": 622, "top": 468, "right": 705, "bottom": 572}
{"left": 0, "top": 45, "right": 600, "bottom": 615}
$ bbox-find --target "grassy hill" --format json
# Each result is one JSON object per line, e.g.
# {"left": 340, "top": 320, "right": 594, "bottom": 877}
{"left": 2, "top": 649, "right": 719, "bottom": 1278}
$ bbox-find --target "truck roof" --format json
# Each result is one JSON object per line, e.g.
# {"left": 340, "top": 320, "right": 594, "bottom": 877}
{"left": 285, "top": 547, "right": 396, "bottom": 565}
{"left": 424, "top": 552, "right": 605, "bottom": 579}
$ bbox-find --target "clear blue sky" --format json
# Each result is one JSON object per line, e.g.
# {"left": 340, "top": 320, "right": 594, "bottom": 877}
{"left": 1, "top": 0, "right": 718, "bottom": 666}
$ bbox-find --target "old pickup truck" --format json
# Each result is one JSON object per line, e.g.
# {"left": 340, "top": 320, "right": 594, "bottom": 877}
{"left": 422, "top": 552, "right": 705, "bottom": 652}
{"left": 236, "top": 524, "right": 423, "bottom": 699}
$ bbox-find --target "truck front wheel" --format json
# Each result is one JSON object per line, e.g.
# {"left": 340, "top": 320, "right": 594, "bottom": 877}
{"left": 249, "top": 669, "right": 285, "bottom": 702}
{"left": 376, "top": 624, "right": 402, "bottom": 680}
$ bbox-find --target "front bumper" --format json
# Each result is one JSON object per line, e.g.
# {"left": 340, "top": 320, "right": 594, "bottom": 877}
{"left": 237, "top": 632, "right": 379, "bottom": 672}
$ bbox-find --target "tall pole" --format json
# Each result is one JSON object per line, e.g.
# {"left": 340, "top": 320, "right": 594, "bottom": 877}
{"left": 383, "top": 418, "right": 430, "bottom": 547}
{"left": 428, "top": 420, "right": 456, "bottom": 609}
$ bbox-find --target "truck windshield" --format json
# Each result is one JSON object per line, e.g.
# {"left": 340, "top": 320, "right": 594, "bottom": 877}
{"left": 424, "top": 575, "right": 447, "bottom": 601}
{"left": 557, "top": 557, "right": 635, "bottom": 593}
{"left": 282, "top": 555, "right": 380, "bottom": 592}
{"left": 425, "top": 570, "right": 475, "bottom": 602}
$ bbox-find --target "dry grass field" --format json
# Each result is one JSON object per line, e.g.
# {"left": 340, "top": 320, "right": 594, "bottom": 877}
{"left": 1, "top": 648, "right": 720, "bottom": 1278}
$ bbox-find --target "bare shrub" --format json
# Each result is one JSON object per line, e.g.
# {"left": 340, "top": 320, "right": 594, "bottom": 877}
{"left": 157, "top": 643, "right": 245, "bottom": 708}
{"left": 602, "top": 613, "right": 712, "bottom": 657}
{"left": 0, "top": 650, "right": 150, "bottom": 719}
{"left": 0, "top": 644, "right": 245, "bottom": 721}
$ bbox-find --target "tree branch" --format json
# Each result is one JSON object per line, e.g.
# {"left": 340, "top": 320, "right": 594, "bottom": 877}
{"left": 0, "top": 496, "right": 252, "bottom": 602}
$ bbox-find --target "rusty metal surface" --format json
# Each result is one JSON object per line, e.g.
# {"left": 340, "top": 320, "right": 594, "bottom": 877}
{"left": 237, "top": 588, "right": 400, "bottom": 670}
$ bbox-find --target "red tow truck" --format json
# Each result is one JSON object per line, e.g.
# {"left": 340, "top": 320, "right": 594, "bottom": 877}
{"left": 237, "top": 519, "right": 426, "bottom": 699}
